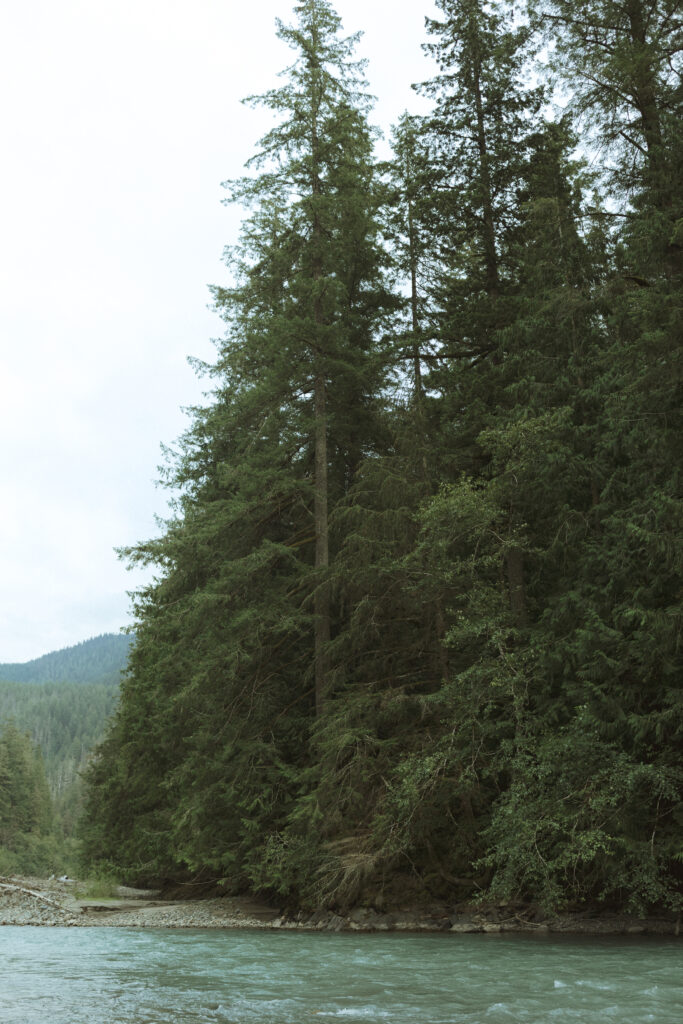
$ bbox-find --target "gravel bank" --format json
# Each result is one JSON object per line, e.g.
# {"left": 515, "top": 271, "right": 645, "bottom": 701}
{"left": 0, "top": 886, "right": 81, "bottom": 928}
{"left": 1, "top": 877, "right": 679, "bottom": 934}
{"left": 0, "top": 878, "right": 272, "bottom": 929}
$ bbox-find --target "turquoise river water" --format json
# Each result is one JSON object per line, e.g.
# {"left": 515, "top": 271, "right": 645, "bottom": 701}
{"left": 1, "top": 927, "right": 681, "bottom": 1023}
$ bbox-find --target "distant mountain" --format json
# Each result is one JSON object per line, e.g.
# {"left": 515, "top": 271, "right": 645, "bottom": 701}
{"left": 0, "top": 633, "right": 133, "bottom": 687}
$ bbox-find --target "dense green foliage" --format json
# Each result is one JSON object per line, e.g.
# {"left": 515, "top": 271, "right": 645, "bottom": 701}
{"left": 81, "top": 0, "right": 681, "bottom": 914}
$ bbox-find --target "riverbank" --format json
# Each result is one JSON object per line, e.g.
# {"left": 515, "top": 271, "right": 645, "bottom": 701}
{"left": 1, "top": 876, "right": 679, "bottom": 934}
{"left": 0, "top": 877, "right": 274, "bottom": 929}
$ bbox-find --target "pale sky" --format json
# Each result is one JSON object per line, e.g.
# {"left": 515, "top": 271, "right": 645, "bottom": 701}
{"left": 0, "top": 0, "right": 440, "bottom": 662}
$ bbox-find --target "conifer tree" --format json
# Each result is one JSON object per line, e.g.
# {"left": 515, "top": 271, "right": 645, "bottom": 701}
{"left": 81, "top": 0, "right": 394, "bottom": 889}
{"left": 222, "top": 0, "right": 393, "bottom": 715}
{"left": 537, "top": 1, "right": 681, "bottom": 215}
{"left": 418, "top": 0, "right": 544, "bottom": 346}
{"left": 282, "top": 115, "right": 457, "bottom": 908}
{"left": 414, "top": 0, "right": 547, "bottom": 624}
{"left": 385, "top": 114, "right": 438, "bottom": 408}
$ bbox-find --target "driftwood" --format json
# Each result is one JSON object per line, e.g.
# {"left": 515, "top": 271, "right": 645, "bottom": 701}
{"left": 0, "top": 881, "right": 66, "bottom": 911}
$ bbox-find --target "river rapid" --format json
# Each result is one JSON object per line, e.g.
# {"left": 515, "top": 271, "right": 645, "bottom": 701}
{"left": 1, "top": 926, "right": 681, "bottom": 1023}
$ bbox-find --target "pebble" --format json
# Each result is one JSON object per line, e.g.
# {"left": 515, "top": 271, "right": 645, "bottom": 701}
{"left": 0, "top": 888, "right": 267, "bottom": 929}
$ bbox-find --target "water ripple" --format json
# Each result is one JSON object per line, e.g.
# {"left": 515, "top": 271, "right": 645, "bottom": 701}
{"left": 1, "top": 927, "right": 681, "bottom": 1023}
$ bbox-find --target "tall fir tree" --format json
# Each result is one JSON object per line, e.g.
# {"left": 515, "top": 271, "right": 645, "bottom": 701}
{"left": 81, "top": 0, "right": 395, "bottom": 890}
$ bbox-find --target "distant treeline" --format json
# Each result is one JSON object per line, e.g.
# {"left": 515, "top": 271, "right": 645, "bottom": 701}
{"left": 0, "top": 681, "right": 119, "bottom": 836}
{"left": 0, "top": 634, "right": 128, "bottom": 868}
{"left": 81, "top": 0, "right": 681, "bottom": 915}
{"left": 0, "top": 721, "right": 54, "bottom": 875}
{"left": 0, "top": 633, "right": 132, "bottom": 687}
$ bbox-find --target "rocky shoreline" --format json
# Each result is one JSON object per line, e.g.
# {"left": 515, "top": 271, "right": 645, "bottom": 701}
{"left": 0, "top": 877, "right": 272, "bottom": 929}
{"left": 285, "top": 905, "right": 681, "bottom": 936}
{"left": 1, "top": 876, "right": 679, "bottom": 935}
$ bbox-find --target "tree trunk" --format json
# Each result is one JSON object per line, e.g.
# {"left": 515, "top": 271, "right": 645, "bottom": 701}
{"left": 471, "top": 33, "right": 500, "bottom": 300}
{"left": 314, "top": 369, "right": 330, "bottom": 716}
{"left": 310, "top": 47, "right": 329, "bottom": 716}
{"left": 407, "top": 189, "right": 424, "bottom": 406}
{"left": 626, "top": 1, "right": 664, "bottom": 172}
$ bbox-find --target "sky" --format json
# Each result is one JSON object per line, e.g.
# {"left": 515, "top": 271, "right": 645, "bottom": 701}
{"left": 0, "top": 0, "right": 440, "bottom": 662}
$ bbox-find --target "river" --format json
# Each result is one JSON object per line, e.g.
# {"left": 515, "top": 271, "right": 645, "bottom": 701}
{"left": 1, "top": 926, "right": 681, "bottom": 1023}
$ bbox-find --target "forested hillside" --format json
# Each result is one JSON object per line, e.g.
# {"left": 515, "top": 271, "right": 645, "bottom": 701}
{"left": 0, "top": 721, "right": 54, "bottom": 874}
{"left": 0, "top": 682, "right": 120, "bottom": 839}
{"left": 0, "top": 634, "right": 128, "bottom": 863}
{"left": 0, "top": 634, "right": 132, "bottom": 687}
{"left": 81, "top": 0, "right": 681, "bottom": 915}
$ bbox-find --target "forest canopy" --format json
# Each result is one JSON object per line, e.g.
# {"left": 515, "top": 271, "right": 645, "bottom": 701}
{"left": 80, "top": 0, "right": 682, "bottom": 915}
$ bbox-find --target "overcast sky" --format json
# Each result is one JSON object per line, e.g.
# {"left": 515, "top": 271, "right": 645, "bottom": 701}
{"left": 0, "top": 0, "right": 440, "bottom": 662}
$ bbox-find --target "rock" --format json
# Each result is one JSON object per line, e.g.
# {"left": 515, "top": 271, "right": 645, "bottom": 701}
{"left": 307, "top": 910, "right": 329, "bottom": 927}
{"left": 428, "top": 916, "right": 452, "bottom": 931}
{"left": 373, "top": 913, "right": 400, "bottom": 930}
{"left": 326, "top": 914, "right": 346, "bottom": 931}
{"left": 392, "top": 918, "right": 417, "bottom": 931}
{"left": 348, "top": 907, "right": 373, "bottom": 924}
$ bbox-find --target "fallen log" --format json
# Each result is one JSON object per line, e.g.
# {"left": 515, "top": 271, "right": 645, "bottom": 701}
{"left": 0, "top": 881, "right": 66, "bottom": 911}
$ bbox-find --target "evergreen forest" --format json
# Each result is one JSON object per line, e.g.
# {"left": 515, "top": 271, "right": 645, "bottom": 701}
{"left": 0, "top": 635, "right": 130, "bottom": 872}
{"left": 0, "top": 721, "right": 53, "bottom": 875}
{"left": 0, "top": 634, "right": 132, "bottom": 687}
{"left": 80, "top": 0, "right": 682, "bottom": 915}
